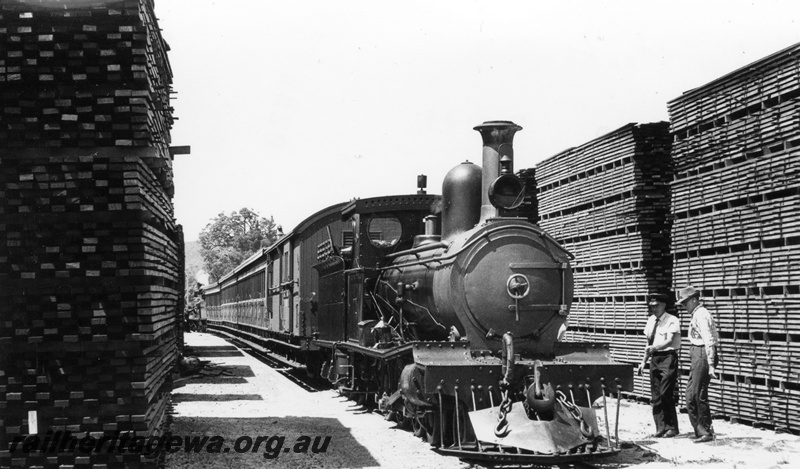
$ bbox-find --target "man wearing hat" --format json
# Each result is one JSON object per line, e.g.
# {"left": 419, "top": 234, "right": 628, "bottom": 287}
{"left": 677, "top": 286, "right": 720, "bottom": 443}
{"left": 638, "top": 292, "right": 681, "bottom": 438}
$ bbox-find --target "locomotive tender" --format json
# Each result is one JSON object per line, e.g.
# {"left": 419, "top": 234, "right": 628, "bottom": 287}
{"left": 203, "top": 121, "right": 633, "bottom": 464}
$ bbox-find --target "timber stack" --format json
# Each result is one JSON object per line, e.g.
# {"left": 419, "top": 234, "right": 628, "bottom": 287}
{"left": 514, "top": 167, "right": 539, "bottom": 222}
{"left": 0, "top": 1, "right": 181, "bottom": 467}
{"left": 534, "top": 123, "right": 673, "bottom": 398}
{"left": 668, "top": 42, "right": 800, "bottom": 432}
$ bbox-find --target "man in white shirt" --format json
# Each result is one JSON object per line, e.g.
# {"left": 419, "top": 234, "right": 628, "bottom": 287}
{"left": 678, "top": 285, "right": 719, "bottom": 443}
{"left": 638, "top": 292, "right": 681, "bottom": 438}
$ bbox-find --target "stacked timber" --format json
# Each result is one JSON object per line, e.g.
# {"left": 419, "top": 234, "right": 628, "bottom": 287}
{"left": 513, "top": 167, "right": 538, "bottom": 222}
{"left": 0, "top": 0, "right": 173, "bottom": 155}
{"left": 534, "top": 123, "right": 673, "bottom": 398}
{"left": 668, "top": 42, "right": 800, "bottom": 432}
{"left": 0, "top": 1, "right": 180, "bottom": 467}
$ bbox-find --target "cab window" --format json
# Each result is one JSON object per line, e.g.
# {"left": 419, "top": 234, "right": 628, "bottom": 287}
{"left": 368, "top": 216, "right": 402, "bottom": 248}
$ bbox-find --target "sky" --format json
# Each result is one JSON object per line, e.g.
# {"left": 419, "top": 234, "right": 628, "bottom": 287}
{"left": 155, "top": 0, "right": 799, "bottom": 242}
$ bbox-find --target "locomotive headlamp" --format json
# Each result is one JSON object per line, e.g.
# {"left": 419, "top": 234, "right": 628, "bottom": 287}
{"left": 489, "top": 174, "right": 525, "bottom": 210}
{"left": 506, "top": 274, "right": 530, "bottom": 299}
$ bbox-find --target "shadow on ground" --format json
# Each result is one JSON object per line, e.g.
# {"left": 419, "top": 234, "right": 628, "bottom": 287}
{"left": 185, "top": 345, "right": 244, "bottom": 357}
{"left": 172, "top": 394, "right": 264, "bottom": 402}
{"left": 177, "top": 362, "right": 255, "bottom": 386}
{"left": 165, "top": 416, "right": 379, "bottom": 469}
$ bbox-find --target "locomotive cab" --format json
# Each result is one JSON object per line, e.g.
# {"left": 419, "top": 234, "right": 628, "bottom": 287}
{"left": 314, "top": 195, "right": 440, "bottom": 345}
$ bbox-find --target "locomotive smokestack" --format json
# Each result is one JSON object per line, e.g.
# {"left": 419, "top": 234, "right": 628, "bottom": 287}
{"left": 473, "top": 121, "right": 523, "bottom": 222}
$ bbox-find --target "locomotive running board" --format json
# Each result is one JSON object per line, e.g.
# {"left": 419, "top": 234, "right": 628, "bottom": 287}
{"left": 312, "top": 339, "right": 415, "bottom": 360}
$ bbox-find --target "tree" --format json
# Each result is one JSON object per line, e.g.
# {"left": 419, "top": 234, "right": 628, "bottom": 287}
{"left": 199, "top": 208, "right": 279, "bottom": 282}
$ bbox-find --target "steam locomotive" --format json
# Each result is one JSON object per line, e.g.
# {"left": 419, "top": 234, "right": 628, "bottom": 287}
{"left": 202, "top": 121, "right": 633, "bottom": 464}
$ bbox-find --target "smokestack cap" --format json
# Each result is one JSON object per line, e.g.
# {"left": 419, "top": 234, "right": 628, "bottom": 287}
{"left": 473, "top": 121, "right": 523, "bottom": 143}
{"left": 473, "top": 120, "right": 522, "bottom": 130}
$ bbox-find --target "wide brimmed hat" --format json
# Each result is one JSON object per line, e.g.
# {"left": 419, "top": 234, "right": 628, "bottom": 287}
{"left": 647, "top": 293, "right": 670, "bottom": 305}
{"left": 677, "top": 286, "right": 700, "bottom": 305}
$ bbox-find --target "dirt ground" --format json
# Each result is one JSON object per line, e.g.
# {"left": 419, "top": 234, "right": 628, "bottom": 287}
{"left": 165, "top": 333, "right": 472, "bottom": 469}
{"left": 165, "top": 333, "right": 800, "bottom": 469}
{"left": 595, "top": 398, "right": 800, "bottom": 469}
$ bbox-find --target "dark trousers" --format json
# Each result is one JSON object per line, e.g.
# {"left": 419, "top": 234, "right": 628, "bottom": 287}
{"left": 686, "top": 346, "right": 713, "bottom": 436}
{"left": 650, "top": 352, "right": 679, "bottom": 433}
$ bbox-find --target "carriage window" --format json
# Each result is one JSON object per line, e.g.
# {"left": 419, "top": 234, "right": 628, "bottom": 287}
{"left": 368, "top": 216, "right": 402, "bottom": 248}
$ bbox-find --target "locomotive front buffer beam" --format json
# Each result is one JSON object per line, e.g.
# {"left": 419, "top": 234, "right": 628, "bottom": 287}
{"left": 399, "top": 341, "right": 634, "bottom": 462}
{"left": 404, "top": 341, "right": 633, "bottom": 407}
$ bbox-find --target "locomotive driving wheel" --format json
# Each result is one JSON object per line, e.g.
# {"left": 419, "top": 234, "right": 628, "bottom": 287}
{"left": 426, "top": 397, "right": 457, "bottom": 448}
{"left": 404, "top": 401, "right": 435, "bottom": 441}
{"left": 450, "top": 400, "right": 473, "bottom": 449}
{"left": 426, "top": 397, "right": 477, "bottom": 449}
{"left": 411, "top": 412, "right": 425, "bottom": 437}
{"left": 393, "top": 404, "right": 412, "bottom": 430}
{"left": 425, "top": 411, "right": 441, "bottom": 447}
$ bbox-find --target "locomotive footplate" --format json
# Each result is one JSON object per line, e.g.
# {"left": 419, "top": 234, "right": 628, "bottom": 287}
{"left": 400, "top": 340, "right": 633, "bottom": 463}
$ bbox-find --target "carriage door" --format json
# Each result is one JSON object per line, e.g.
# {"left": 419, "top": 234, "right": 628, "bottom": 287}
{"left": 280, "top": 246, "right": 292, "bottom": 333}
{"left": 268, "top": 260, "right": 280, "bottom": 331}
{"left": 345, "top": 270, "right": 363, "bottom": 341}
{"left": 292, "top": 244, "right": 301, "bottom": 336}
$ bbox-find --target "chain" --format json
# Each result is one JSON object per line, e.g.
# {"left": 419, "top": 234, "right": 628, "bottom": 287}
{"left": 494, "top": 333, "right": 515, "bottom": 438}
{"left": 494, "top": 387, "right": 513, "bottom": 437}
{"left": 556, "top": 390, "right": 593, "bottom": 438}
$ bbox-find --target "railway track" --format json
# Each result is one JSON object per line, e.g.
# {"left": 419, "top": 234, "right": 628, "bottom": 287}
{"left": 220, "top": 334, "right": 329, "bottom": 394}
